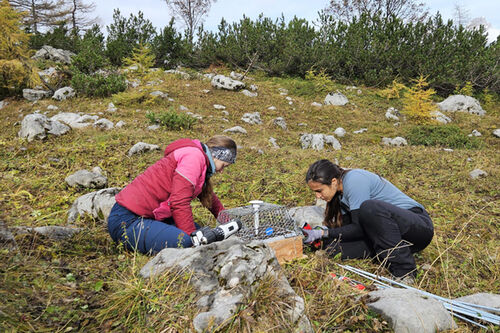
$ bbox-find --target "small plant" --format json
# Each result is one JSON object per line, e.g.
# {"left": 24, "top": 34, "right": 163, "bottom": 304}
{"left": 378, "top": 79, "right": 408, "bottom": 99}
{"left": 305, "top": 68, "right": 335, "bottom": 93}
{"left": 454, "top": 81, "right": 474, "bottom": 96}
{"left": 480, "top": 88, "right": 495, "bottom": 109}
{"left": 146, "top": 109, "right": 196, "bottom": 130}
{"left": 402, "top": 75, "right": 436, "bottom": 124}
{"left": 406, "top": 125, "right": 481, "bottom": 149}
{"left": 71, "top": 72, "right": 127, "bottom": 97}
{"left": 123, "top": 43, "right": 155, "bottom": 75}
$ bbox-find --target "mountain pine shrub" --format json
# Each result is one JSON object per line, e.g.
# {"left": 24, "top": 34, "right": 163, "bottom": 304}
{"left": 406, "top": 125, "right": 482, "bottom": 149}
{"left": 146, "top": 109, "right": 196, "bottom": 130}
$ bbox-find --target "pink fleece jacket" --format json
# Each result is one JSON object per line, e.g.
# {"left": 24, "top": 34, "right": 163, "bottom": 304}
{"left": 115, "top": 139, "right": 224, "bottom": 235}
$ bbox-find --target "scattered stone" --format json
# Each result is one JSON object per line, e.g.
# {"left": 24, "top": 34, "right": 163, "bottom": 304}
{"left": 278, "top": 88, "right": 288, "bottom": 95}
{"left": 0, "top": 100, "right": 8, "bottom": 110}
{"left": 241, "top": 112, "right": 262, "bottom": 125}
{"left": 65, "top": 169, "right": 108, "bottom": 189}
{"left": 382, "top": 137, "right": 408, "bottom": 147}
{"left": 288, "top": 206, "right": 325, "bottom": 229}
{"left": 168, "top": 98, "right": 174, "bottom": 102}
{"left": 30, "top": 226, "right": 81, "bottom": 240}
{"left": 213, "top": 104, "right": 226, "bottom": 110}
{"left": 324, "top": 91, "right": 349, "bottom": 106}
{"left": 223, "top": 126, "right": 247, "bottom": 134}
{"left": 469, "top": 169, "right": 487, "bottom": 179}
{"left": 300, "top": 134, "right": 341, "bottom": 151}
{"left": 0, "top": 221, "right": 17, "bottom": 251}
{"left": 437, "top": 95, "right": 485, "bottom": 116}
{"left": 51, "top": 112, "right": 98, "bottom": 129}
{"left": 31, "top": 45, "right": 75, "bottom": 64}
{"left": 52, "top": 87, "right": 75, "bottom": 101}
{"left": 353, "top": 128, "right": 368, "bottom": 134}
{"left": 22, "top": 89, "right": 52, "bottom": 102}
{"left": 128, "top": 142, "right": 160, "bottom": 157}
{"left": 186, "top": 112, "right": 202, "bottom": 120}
{"left": 221, "top": 110, "right": 229, "bottom": 116}
{"left": 201, "top": 89, "right": 210, "bottom": 94}
{"left": 443, "top": 148, "right": 454, "bottom": 152}
{"left": 249, "top": 84, "right": 258, "bottom": 91}
{"left": 229, "top": 71, "right": 244, "bottom": 80}
{"left": 18, "top": 113, "right": 70, "bottom": 141}
{"left": 367, "top": 288, "right": 457, "bottom": 333}
{"left": 185, "top": 84, "right": 191, "bottom": 87}
{"left": 311, "top": 102, "right": 322, "bottom": 107}
{"left": 115, "top": 120, "right": 126, "bottom": 128}
{"left": 493, "top": 129, "right": 500, "bottom": 138}
{"left": 150, "top": 91, "right": 168, "bottom": 98}
{"left": 430, "top": 110, "right": 452, "bottom": 124}
{"left": 147, "top": 124, "right": 161, "bottom": 131}
{"left": 241, "top": 89, "right": 258, "bottom": 97}
{"left": 273, "top": 117, "right": 287, "bottom": 130}
{"left": 345, "top": 85, "right": 357, "bottom": 90}
{"left": 67, "top": 187, "right": 121, "bottom": 223}
{"left": 285, "top": 96, "right": 293, "bottom": 102}
{"left": 165, "top": 69, "right": 190, "bottom": 79}
{"left": 468, "top": 129, "right": 482, "bottom": 137}
{"left": 211, "top": 75, "right": 245, "bottom": 91}
{"left": 47, "top": 105, "right": 58, "bottom": 111}
{"left": 298, "top": 123, "right": 307, "bottom": 127}
{"left": 107, "top": 102, "right": 117, "bottom": 112}
{"left": 128, "top": 80, "right": 140, "bottom": 88}
{"left": 453, "top": 293, "right": 500, "bottom": 310}
{"left": 94, "top": 118, "right": 114, "bottom": 130}
{"left": 268, "top": 106, "right": 277, "bottom": 110}
{"left": 179, "top": 105, "right": 189, "bottom": 111}
{"left": 269, "top": 137, "right": 280, "bottom": 149}
{"left": 385, "top": 107, "right": 401, "bottom": 121}
{"left": 334, "top": 127, "right": 346, "bottom": 137}
{"left": 140, "top": 238, "right": 313, "bottom": 333}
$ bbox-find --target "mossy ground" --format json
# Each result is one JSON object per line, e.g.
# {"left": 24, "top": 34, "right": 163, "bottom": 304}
{"left": 0, "top": 69, "right": 498, "bottom": 332}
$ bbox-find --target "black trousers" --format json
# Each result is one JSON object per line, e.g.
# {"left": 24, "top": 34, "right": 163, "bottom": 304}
{"left": 323, "top": 200, "right": 434, "bottom": 277}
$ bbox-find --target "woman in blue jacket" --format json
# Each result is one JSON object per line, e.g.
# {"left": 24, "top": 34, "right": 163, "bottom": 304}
{"left": 302, "top": 159, "right": 434, "bottom": 280}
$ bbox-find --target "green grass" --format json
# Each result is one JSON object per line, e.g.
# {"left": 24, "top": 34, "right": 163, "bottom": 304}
{"left": 0, "top": 68, "right": 499, "bottom": 332}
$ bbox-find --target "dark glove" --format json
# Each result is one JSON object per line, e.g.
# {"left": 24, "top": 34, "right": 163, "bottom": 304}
{"left": 302, "top": 228, "right": 324, "bottom": 244}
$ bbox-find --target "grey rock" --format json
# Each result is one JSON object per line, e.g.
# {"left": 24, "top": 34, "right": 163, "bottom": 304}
{"left": 211, "top": 75, "right": 245, "bottom": 91}
{"left": 273, "top": 117, "right": 287, "bottom": 130}
{"left": 150, "top": 90, "right": 168, "bottom": 98}
{"left": 115, "top": 120, "right": 126, "bottom": 128}
{"left": 201, "top": 89, "right": 210, "bottom": 94}
{"left": 249, "top": 84, "right": 258, "bottom": 91}
{"left": 221, "top": 110, "right": 229, "bottom": 116}
{"left": 493, "top": 129, "right": 500, "bottom": 138}
{"left": 454, "top": 293, "right": 500, "bottom": 309}
{"left": 385, "top": 107, "right": 401, "bottom": 121}
{"left": 0, "top": 100, "right": 8, "bottom": 110}
{"left": 278, "top": 88, "right": 288, "bottom": 95}
{"left": 140, "top": 239, "right": 313, "bottom": 333}
{"left": 367, "top": 288, "right": 457, "bottom": 333}
{"left": 65, "top": 169, "right": 108, "bottom": 189}
{"left": 353, "top": 128, "right": 368, "bottom": 134}
{"left": 186, "top": 111, "right": 202, "bottom": 120}
{"left": 93, "top": 118, "right": 114, "bottom": 130}
{"left": 300, "top": 134, "right": 341, "bottom": 151}
{"left": 288, "top": 206, "right": 325, "bottom": 228}
{"left": 0, "top": 221, "right": 17, "bottom": 251}
{"left": 107, "top": 102, "right": 117, "bottom": 112}
{"left": 269, "top": 137, "right": 280, "bottom": 149}
{"left": 32, "top": 45, "right": 75, "bottom": 64}
{"left": 147, "top": 124, "right": 160, "bottom": 131}
{"left": 223, "top": 126, "right": 247, "bottom": 134}
{"left": 213, "top": 104, "right": 226, "bottom": 110}
{"left": 31, "top": 226, "right": 81, "bottom": 240}
{"left": 268, "top": 106, "right": 277, "bottom": 110}
{"left": 67, "top": 187, "right": 121, "bottom": 223}
{"left": 229, "top": 71, "right": 244, "bottom": 80}
{"left": 241, "top": 112, "right": 262, "bottom": 125}
{"left": 430, "top": 110, "right": 452, "bottom": 124}
{"left": 128, "top": 142, "right": 160, "bottom": 157}
{"left": 22, "top": 89, "right": 52, "bottom": 101}
{"left": 179, "top": 105, "right": 189, "bottom": 111}
{"left": 51, "top": 112, "right": 98, "bottom": 129}
{"left": 382, "top": 137, "right": 408, "bottom": 147}
{"left": 52, "top": 87, "right": 75, "bottom": 101}
{"left": 165, "top": 69, "right": 190, "bottom": 79}
{"left": 18, "top": 113, "right": 70, "bottom": 141}
{"left": 468, "top": 129, "right": 482, "bottom": 137}
{"left": 437, "top": 95, "right": 485, "bottom": 116}
{"left": 334, "top": 127, "right": 346, "bottom": 137}
{"left": 47, "top": 105, "right": 58, "bottom": 111}
{"left": 241, "top": 89, "right": 258, "bottom": 97}
{"left": 311, "top": 102, "right": 322, "bottom": 107}
{"left": 324, "top": 91, "right": 349, "bottom": 106}
{"left": 469, "top": 169, "right": 487, "bottom": 179}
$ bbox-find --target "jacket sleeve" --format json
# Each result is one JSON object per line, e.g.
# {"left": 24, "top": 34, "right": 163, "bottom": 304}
{"left": 325, "top": 210, "right": 365, "bottom": 241}
{"left": 208, "top": 193, "right": 225, "bottom": 218}
{"left": 168, "top": 171, "right": 197, "bottom": 235}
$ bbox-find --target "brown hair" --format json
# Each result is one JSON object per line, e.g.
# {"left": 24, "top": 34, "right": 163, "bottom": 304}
{"left": 305, "top": 159, "right": 349, "bottom": 228}
{"left": 198, "top": 136, "right": 237, "bottom": 209}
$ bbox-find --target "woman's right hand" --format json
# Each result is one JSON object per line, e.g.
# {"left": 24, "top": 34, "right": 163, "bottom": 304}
{"left": 301, "top": 228, "right": 324, "bottom": 243}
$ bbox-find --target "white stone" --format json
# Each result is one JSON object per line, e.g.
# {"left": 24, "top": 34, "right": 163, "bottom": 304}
{"left": 52, "top": 87, "right": 75, "bottom": 101}
{"left": 269, "top": 137, "right": 280, "bottom": 149}
{"left": 0, "top": 100, "right": 8, "bottom": 110}
{"left": 213, "top": 104, "right": 226, "bottom": 110}
{"left": 268, "top": 106, "right": 277, "bottom": 110}
{"left": 249, "top": 84, "right": 258, "bottom": 91}
{"left": 211, "top": 75, "right": 245, "bottom": 91}
{"left": 493, "top": 129, "right": 500, "bottom": 138}
{"left": 22, "top": 89, "right": 52, "bottom": 101}
{"left": 241, "top": 112, "right": 262, "bottom": 125}
{"left": 273, "top": 117, "right": 287, "bottom": 130}
{"left": 128, "top": 142, "right": 160, "bottom": 156}
{"left": 385, "top": 107, "right": 400, "bottom": 121}
{"left": 437, "top": 95, "right": 485, "bottom": 116}
{"left": 150, "top": 91, "right": 168, "bottom": 98}
{"left": 324, "top": 91, "right": 348, "bottom": 106}
{"left": 94, "top": 118, "right": 114, "bottom": 130}
{"left": 353, "top": 128, "right": 368, "bottom": 134}
{"left": 115, "top": 120, "right": 126, "bottom": 128}
{"left": 430, "top": 110, "right": 452, "bottom": 124}
{"left": 47, "top": 105, "right": 58, "bottom": 110}
{"left": 241, "top": 89, "right": 258, "bottom": 97}
{"left": 179, "top": 105, "right": 189, "bottom": 111}
{"left": 334, "top": 127, "right": 346, "bottom": 137}
{"left": 382, "top": 137, "right": 408, "bottom": 147}
{"left": 223, "top": 126, "right": 247, "bottom": 134}
{"left": 468, "top": 129, "right": 482, "bottom": 137}
{"left": 469, "top": 169, "right": 487, "bottom": 179}
{"left": 311, "top": 102, "right": 322, "bottom": 107}
{"left": 107, "top": 102, "right": 117, "bottom": 112}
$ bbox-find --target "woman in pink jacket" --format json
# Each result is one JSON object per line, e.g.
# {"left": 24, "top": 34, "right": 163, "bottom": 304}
{"left": 107, "top": 135, "right": 237, "bottom": 254}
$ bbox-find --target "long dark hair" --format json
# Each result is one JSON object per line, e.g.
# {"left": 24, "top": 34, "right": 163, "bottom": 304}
{"left": 305, "top": 159, "right": 349, "bottom": 228}
{"left": 199, "top": 135, "right": 237, "bottom": 209}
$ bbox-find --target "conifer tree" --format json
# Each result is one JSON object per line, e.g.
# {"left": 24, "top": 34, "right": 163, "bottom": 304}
{"left": 123, "top": 43, "right": 155, "bottom": 75}
{"left": 402, "top": 75, "right": 436, "bottom": 123}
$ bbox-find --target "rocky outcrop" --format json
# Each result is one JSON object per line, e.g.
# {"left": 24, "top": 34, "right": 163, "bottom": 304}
{"left": 67, "top": 187, "right": 121, "bottom": 223}
{"left": 32, "top": 45, "right": 75, "bottom": 64}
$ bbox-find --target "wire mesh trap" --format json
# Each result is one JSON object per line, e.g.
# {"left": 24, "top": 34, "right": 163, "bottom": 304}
{"left": 217, "top": 202, "right": 301, "bottom": 242}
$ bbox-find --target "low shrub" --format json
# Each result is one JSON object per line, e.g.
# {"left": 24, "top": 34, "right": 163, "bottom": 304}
{"left": 71, "top": 72, "right": 126, "bottom": 97}
{"left": 146, "top": 109, "right": 196, "bottom": 130}
{"left": 406, "top": 125, "right": 482, "bottom": 149}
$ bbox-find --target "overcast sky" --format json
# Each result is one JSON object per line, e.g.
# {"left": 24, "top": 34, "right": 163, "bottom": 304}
{"left": 93, "top": 0, "right": 500, "bottom": 42}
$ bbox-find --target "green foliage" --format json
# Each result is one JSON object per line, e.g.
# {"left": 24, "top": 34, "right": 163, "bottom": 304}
{"left": 151, "top": 18, "right": 186, "bottom": 68}
{"left": 454, "top": 81, "right": 474, "bottom": 96}
{"left": 406, "top": 124, "right": 482, "bottom": 149}
{"left": 106, "top": 9, "right": 156, "bottom": 66}
{"left": 71, "top": 72, "right": 126, "bottom": 97}
{"left": 123, "top": 44, "right": 155, "bottom": 74}
{"left": 146, "top": 109, "right": 196, "bottom": 130}
{"left": 71, "top": 25, "right": 108, "bottom": 74}
{"left": 112, "top": 89, "right": 151, "bottom": 106}
{"left": 305, "top": 69, "right": 335, "bottom": 93}
{"left": 29, "top": 23, "right": 79, "bottom": 52}
{"left": 402, "top": 75, "right": 436, "bottom": 123}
